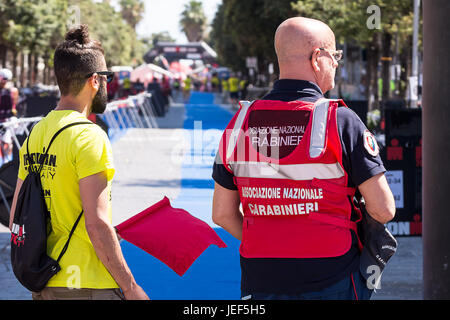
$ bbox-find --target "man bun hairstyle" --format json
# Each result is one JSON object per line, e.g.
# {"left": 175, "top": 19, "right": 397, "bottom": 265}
{"left": 65, "top": 24, "right": 91, "bottom": 44}
{"left": 54, "top": 24, "right": 105, "bottom": 96}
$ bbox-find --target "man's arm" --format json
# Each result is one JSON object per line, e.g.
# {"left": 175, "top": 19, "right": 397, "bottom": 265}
{"left": 212, "top": 182, "right": 243, "bottom": 240}
{"left": 9, "top": 178, "right": 24, "bottom": 230}
{"left": 79, "top": 171, "right": 149, "bottom": 300}
{"left": 358, "top": 172, "right": 396, "bottom": 224}
{"left": 10, "top": 87, "right": 19, "bottom": 110}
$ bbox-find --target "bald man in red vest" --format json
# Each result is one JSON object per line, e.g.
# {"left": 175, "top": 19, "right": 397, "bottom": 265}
{"left": 212, "top": 17, "right": 395, "bottom": 300}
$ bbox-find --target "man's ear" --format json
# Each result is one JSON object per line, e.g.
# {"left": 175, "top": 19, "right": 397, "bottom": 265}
{"left": 88, "top": 73, "right": 100, "bottom": 92}
{"left": 311, "top": 49, "right": 321, "bottom": 72}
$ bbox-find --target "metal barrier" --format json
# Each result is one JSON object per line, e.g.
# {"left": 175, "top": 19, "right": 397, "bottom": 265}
{"left": 0, "top": 116, "right": 43, "bottom": 151}
{"left": 99, "top": 92, "right": 159, "bottom": 133}
{"left": 0, "top": 117, "right": 42, "bottom": 222}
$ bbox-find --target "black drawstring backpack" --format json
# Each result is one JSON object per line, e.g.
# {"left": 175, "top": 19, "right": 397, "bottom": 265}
{"left": 10, "top": 121, "right": 91, "bottom": 292}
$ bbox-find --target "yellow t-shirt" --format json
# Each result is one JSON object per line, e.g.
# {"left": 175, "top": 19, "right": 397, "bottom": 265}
{"left": 228, "top": 77, "right": 239, "bottom": 93}
{"left": 18, "top": 110, "right": 118, "bottom": 289}
{"left": 221, "top": 80, "right": 229, "bottom": 91}
{"left": 183, "top": 78, "right": 192, "bottom": 91}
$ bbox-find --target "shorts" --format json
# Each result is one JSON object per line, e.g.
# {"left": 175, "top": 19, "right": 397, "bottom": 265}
{"left": 32, "top": 287, "right": 125, "bottom": 300}
{"left": 230, "top": 92, "right": 239, "bottom": 99}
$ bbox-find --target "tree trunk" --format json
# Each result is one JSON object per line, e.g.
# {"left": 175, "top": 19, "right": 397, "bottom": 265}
{"left": 12, "top": 49, "right": 18, "bottom": 86}
{"left": 47, "top": 64, "right": 54, "bottom": 85}
{"left": 365, "top": 43, "right": 372, "bottom": 109}
{"left": 28, "top": 52, "right": 33, "bottom": 87}
{"left": 0, "top": 45, "right": 7, "bottom": 68}
{"left": 372, "top": 33, "right": 381, "bottom": 110}
{"left": 42, "top": 53, "right": 50, "bottom": 85}
{"left": 399, "top": 35, "right": 412, "bottom": 101}
{"left": 43, "top": 64, "right": 48, "bottom": 85}
{"left": 366, "top": 34, "right": 381, "bottom": 111}
{"left": 33, "top": 53, "right": 39, "bottom": 85}
{"left": 19, "top": 52, "right": 25, "bottom": 88}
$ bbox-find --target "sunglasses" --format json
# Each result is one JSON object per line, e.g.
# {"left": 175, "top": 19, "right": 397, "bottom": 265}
{"left": 85, "top": 71, "right": 114, "bottom": 83}
{"left": 310, "top": 48, "right": 343, "bottom": 63}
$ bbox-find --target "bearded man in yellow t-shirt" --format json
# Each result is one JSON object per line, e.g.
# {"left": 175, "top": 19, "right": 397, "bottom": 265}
{"left": 8, "top": 25, "right": 149, "bottom": 300}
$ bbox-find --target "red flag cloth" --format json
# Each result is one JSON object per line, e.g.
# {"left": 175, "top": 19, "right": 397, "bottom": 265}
{"left": 115, "top": 197, "right": 227, "bottom": 276}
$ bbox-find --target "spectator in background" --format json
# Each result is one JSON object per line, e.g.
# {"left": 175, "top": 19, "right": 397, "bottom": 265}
{"left": 0, "top": 68, "right": 19, "bottom": 163}
{"left": 193, "top": 77, "right": 201, "bottom": 91}
{"left": 221, "top": 77, "right": 229, "bottom": 104}
{"left": 161, "top": 76, "right": 171, "bottom": 100}
{"left": 211, "top": 73, "right": 219, "bottom": 93}
{"left": 122, "top": 76, "right": 131, "bottom": 98}
{"left": 172, "top": 76, "right": 181, "bottom": 102}
{"left": 228, "top": 73, "right": 240, "bottom": 108}
{"left": 107, "top": 74, "right": 119, "bottom": 101}
{"left": 183, "top": 76, "right": 192, "bottom": 103}
{"left": 133, "top": 79, "right": 145, "bottom": 94}
{"left": 240, "top": 76, "right": 249, "bottom": 100}
{"left": 0, "top": 68, "right": 18, "bottom": 121}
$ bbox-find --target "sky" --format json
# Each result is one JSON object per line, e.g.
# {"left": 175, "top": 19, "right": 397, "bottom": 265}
{"left": 132, "top": 0, "right": 223, "bottom": 43}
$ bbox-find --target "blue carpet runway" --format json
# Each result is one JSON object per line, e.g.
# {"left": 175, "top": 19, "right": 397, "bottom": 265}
{"left": 121, "top": 92, "right": 242, "bottom": 300}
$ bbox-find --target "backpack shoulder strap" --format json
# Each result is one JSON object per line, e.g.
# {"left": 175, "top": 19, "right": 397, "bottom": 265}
{"left": 44, "top": 121, "right": 93, "bottom": 157}
{"left": 56, "top": 210, "right": 84, "bottom": 264}
{"left": 30, "top": 121, "right": 92, "bottom": 174}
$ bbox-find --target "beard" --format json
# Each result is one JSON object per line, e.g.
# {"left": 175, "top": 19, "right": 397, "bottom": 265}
{"left": 91, "top": 83, "right": 108, "bottom": 114}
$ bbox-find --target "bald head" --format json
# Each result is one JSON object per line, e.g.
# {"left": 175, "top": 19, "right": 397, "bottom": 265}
{"left": 274, "top": 17, "right": 338, "bottom": 92}
{"left": 275, "top": 17, "right": 335, "bottom": 63}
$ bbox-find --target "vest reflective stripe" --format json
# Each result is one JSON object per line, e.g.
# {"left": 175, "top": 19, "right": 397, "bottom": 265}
{"left": 228, "top": 161, "right": 345, "bottom": 180}
{"left": 309, "top": 98, "right": 335, "bottom": 158}
{"left": 226, "top": 100, "right": 252, "bottom": 162}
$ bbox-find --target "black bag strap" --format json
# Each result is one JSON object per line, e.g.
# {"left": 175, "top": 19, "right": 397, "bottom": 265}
{"left": 56, "top": 209, "right": 84, "bottom": 263}
{"left": 26, "top": 120, "right": 93, "bottom": 263}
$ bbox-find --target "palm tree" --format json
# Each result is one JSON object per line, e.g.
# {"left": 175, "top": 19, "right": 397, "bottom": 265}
{"left": 179, "top": 0, "right": 207, "bottom": 42}
{"left": 119, "top": 0, "right": 145, "bottom": 30}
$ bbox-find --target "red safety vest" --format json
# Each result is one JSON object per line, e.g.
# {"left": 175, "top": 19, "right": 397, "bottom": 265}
{"left": 218, "top": 99, "right": 362, "bottom": 259}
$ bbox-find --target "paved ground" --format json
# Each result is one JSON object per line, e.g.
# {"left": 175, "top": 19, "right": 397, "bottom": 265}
{"left": 0, "top": 95, "right": 424, "bottom": 300}
{"left": 371, "top": 236, "right": 423, "bottom": 300}
{"left": 111, "top": 102, "right": 186, "bottom": 226}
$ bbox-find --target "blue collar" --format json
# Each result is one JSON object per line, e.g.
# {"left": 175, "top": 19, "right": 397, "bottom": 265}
{"left": 272, "top": 79, "right": 323, "bottom": 96}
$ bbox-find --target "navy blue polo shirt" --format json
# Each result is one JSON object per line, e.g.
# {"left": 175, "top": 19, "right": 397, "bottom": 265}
{"left": 212, "top": 79, "right": 386, "bottom": 294}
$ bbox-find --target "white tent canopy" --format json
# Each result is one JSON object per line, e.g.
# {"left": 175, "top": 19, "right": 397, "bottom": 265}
{"left": 130, "top": 63, "right": 174, "bottom": 86}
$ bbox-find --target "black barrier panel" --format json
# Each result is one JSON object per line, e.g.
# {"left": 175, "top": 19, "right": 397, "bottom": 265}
{"left": 150, "top": 92, "right": 165, "bottom": 117}
{"left": 345, "top": 100, "right": 368, "bottom": 126}
{"left": 147, "top": 83, "right": 168, "bottom": 117}
{"left": 92, "top": 115, "right": 109, "bottom": 136}
{"left": 385, "top": 108, "right": 421, "bottom": 137}
{"left": 382, "top": 108, "right": 422, "bottom": 236}
{"left": 0, "top": 160, "right": 19, "bottom": 227}
{"left": 25, "top": 96, "right": 58, "bottom": 117}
